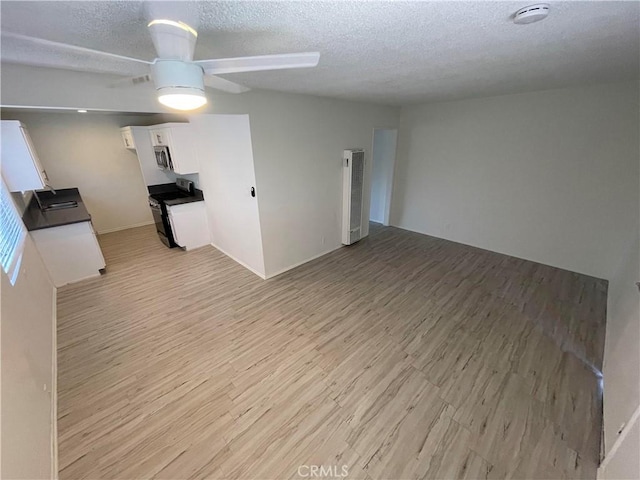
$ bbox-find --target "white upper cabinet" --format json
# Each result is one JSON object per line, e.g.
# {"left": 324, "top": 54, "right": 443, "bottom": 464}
{"left": 1, "top": 120, "right": 48, "bottom": 192}
{"left": 120, "top": 127, "right": 136, "bottom": 150}
{"left": 149, "top": 127, "right": 170, "bottom": 147}
{"left": 148, "top": 123, "right": 199, "bottom": 175}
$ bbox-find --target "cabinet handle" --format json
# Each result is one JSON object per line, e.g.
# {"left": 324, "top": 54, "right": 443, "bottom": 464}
{"left": 43, "top": 169, "right": 49, "bottom": 181}
{"left": 156, "top": 134, "right": 162, "bottom": 144}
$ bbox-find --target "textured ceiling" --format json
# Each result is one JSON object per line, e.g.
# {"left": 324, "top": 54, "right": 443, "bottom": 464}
{"left": 1, "top": 1, "right": 638, "bottom": 106}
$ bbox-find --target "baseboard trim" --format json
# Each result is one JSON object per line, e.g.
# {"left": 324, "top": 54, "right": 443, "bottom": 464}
{"left": 598, "top": 404, "right": 640, "bottom": 473}
{"left": 97, "top": 220, "right": 155, "bottom": 235}
{"left": 210, "top": 243, "right": 266, "bottom": 279}
{"left": 265, "top": 245, "right": 342, "bottom": 279}
{"left": 210, "top": 243, "right": 343, "bottom": 281}
{"left": 58, "top": 272, "right": 103, "bottom": 288}
{"left": 390, "top": 223, "right": 607, "bottom": 282}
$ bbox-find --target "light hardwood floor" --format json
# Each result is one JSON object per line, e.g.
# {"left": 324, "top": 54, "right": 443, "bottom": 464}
{"left": 57, "top": 223, "right": 607, "bottom": 479}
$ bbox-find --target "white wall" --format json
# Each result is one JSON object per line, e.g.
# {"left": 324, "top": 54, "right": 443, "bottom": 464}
{"left": 1, "top": 234, "right": 56, "bottom": 479}
{"left": 599, "top": 412, "right": 640, "bottom": 480}
{"left": 1, "top": 64, "right": 400, "bottom": 278}
{"left": 392, "top": 82, "right": 639, "bottom": 280}
{"left": 236, "top": 93, "right": 400, "bottom": 277}
{"left": 598, "top": 237, "right": 640, "bottom": 478}
{"left": 370, "top": 129, "right": 398, "bottom": 224}
{"left": 602, "top": 237, "right": 640, "bottom": 453}
{"left": 190, "top": 114, "right": 265, "bottom": 277}
{"left": 598, "top": 172, "right": 640, "bottom": 479}
{"left": 0, "top": 110, "right": 158, "bottom": 233}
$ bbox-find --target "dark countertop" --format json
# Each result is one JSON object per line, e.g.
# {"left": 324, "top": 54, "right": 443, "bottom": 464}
{"left": 148, "top": 183, "right": 204, "bottom": 206}
{"left": 164, "top": 189, "right": 204, "bottom": 206}
{"left": 22, "top": 188, "right": 92, "bottom": 231}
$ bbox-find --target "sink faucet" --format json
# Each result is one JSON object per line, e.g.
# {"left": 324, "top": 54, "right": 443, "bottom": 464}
{"left": 33, "top": 184, "right": 56, "bottom": 210}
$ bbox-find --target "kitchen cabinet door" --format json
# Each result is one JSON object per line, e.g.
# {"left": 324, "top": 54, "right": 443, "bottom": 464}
{"left": 1, "top": 120, "right": 48, "bottom": 192}
{"left": 167, "top": 202, "right": 210, "bottom": 250}
{"left": 30, "top": 221, "right": 106, "bottom": 287}
{"left": 120, "top": 127, "right": 136, "bottom": 150}
{"left": 167, "top": 127, "right": 199, "bottom": 174}
{"left": 149, "top": 128, "right": 171, "bottom": 147}
{"left": 148, "top": 125, "right": 199, "bottom": 174}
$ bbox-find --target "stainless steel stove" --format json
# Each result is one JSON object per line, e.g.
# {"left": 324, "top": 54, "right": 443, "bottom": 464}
{"left": 148, "top": 178, "right": 195, "bottom": 248}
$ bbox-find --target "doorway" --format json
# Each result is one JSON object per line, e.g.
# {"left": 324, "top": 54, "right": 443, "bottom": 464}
{"left": 369, "top": 128, "right": 398, "bottom": 226}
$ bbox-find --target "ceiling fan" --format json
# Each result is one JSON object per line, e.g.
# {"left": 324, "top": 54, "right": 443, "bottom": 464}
{"left": 1, "top": 15, "right": 320, "bottom": 111}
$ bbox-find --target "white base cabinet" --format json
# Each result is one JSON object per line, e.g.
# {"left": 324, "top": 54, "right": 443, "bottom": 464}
{"left": 167, "top": 202, "right": 211, "bottom": 251}
{"left": 30, "top": 221, "right": 106, "bottom": 287}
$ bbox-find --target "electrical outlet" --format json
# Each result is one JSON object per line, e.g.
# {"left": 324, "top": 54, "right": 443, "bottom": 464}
{"left": 321, "top": 236, "right": 326, "bottom": 245}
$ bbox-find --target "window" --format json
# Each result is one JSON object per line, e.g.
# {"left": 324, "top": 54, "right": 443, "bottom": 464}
{"left": 0, "top": 179, "right": 26, "bottom": 285}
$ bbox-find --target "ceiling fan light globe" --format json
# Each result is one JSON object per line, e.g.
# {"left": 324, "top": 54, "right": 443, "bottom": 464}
{"left": 153, "top": 61, "right": 207, "bottom": 110}
{"left": 158, "top": 88, "right": 207, "bottom": 111}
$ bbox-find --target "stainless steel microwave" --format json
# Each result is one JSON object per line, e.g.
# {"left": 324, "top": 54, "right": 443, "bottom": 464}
{"left": 154, "top": 146, "right": 173, "bottom": 171}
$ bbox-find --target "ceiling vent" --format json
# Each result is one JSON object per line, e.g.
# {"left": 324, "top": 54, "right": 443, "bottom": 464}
{"left": 513, "top": 4, "right": 550, "bottom": 24}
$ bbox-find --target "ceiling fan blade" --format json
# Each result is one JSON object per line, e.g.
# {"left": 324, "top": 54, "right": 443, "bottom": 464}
{"left": 196, "top": 52, "right": 320, "bottom": 75}
{"left": 1, "top": 32, "right": 151, "bottom": 66}
{"left": 203, "top": 75, "right": 251, "bottom": 94}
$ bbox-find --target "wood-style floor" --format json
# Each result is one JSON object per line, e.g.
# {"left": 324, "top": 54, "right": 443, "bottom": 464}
{"left": 57, "top": 223, "right": 607, "bottom": 479}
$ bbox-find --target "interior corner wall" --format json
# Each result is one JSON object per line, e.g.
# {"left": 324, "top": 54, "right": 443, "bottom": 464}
{"left": 599, "top": 234, "right": 640, "bottom": 479}
{"left": 190, "top": 114, "right": 266, "bottom": 278}
{"left": 234, "top": 93, "right": 400, "bottom": 278}
{"left": 392, "top": 81, "right": 639, "bottom": 280}
{"left": 370, "top": 129, "right": 398, "bottom": 224}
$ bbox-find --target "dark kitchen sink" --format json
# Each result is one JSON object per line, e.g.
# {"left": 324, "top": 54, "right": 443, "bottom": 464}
{"left": 42, "top": 201, "right": 78, "bottom": 211}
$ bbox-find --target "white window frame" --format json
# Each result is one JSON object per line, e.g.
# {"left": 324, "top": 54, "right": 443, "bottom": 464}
{"left": 1, "top": 178, "right": 27, "bottom": 285}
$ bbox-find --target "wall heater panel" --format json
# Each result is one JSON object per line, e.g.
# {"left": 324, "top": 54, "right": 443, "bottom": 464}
{"left": 342, "top": 149, "right": 365, "bottom": 245}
